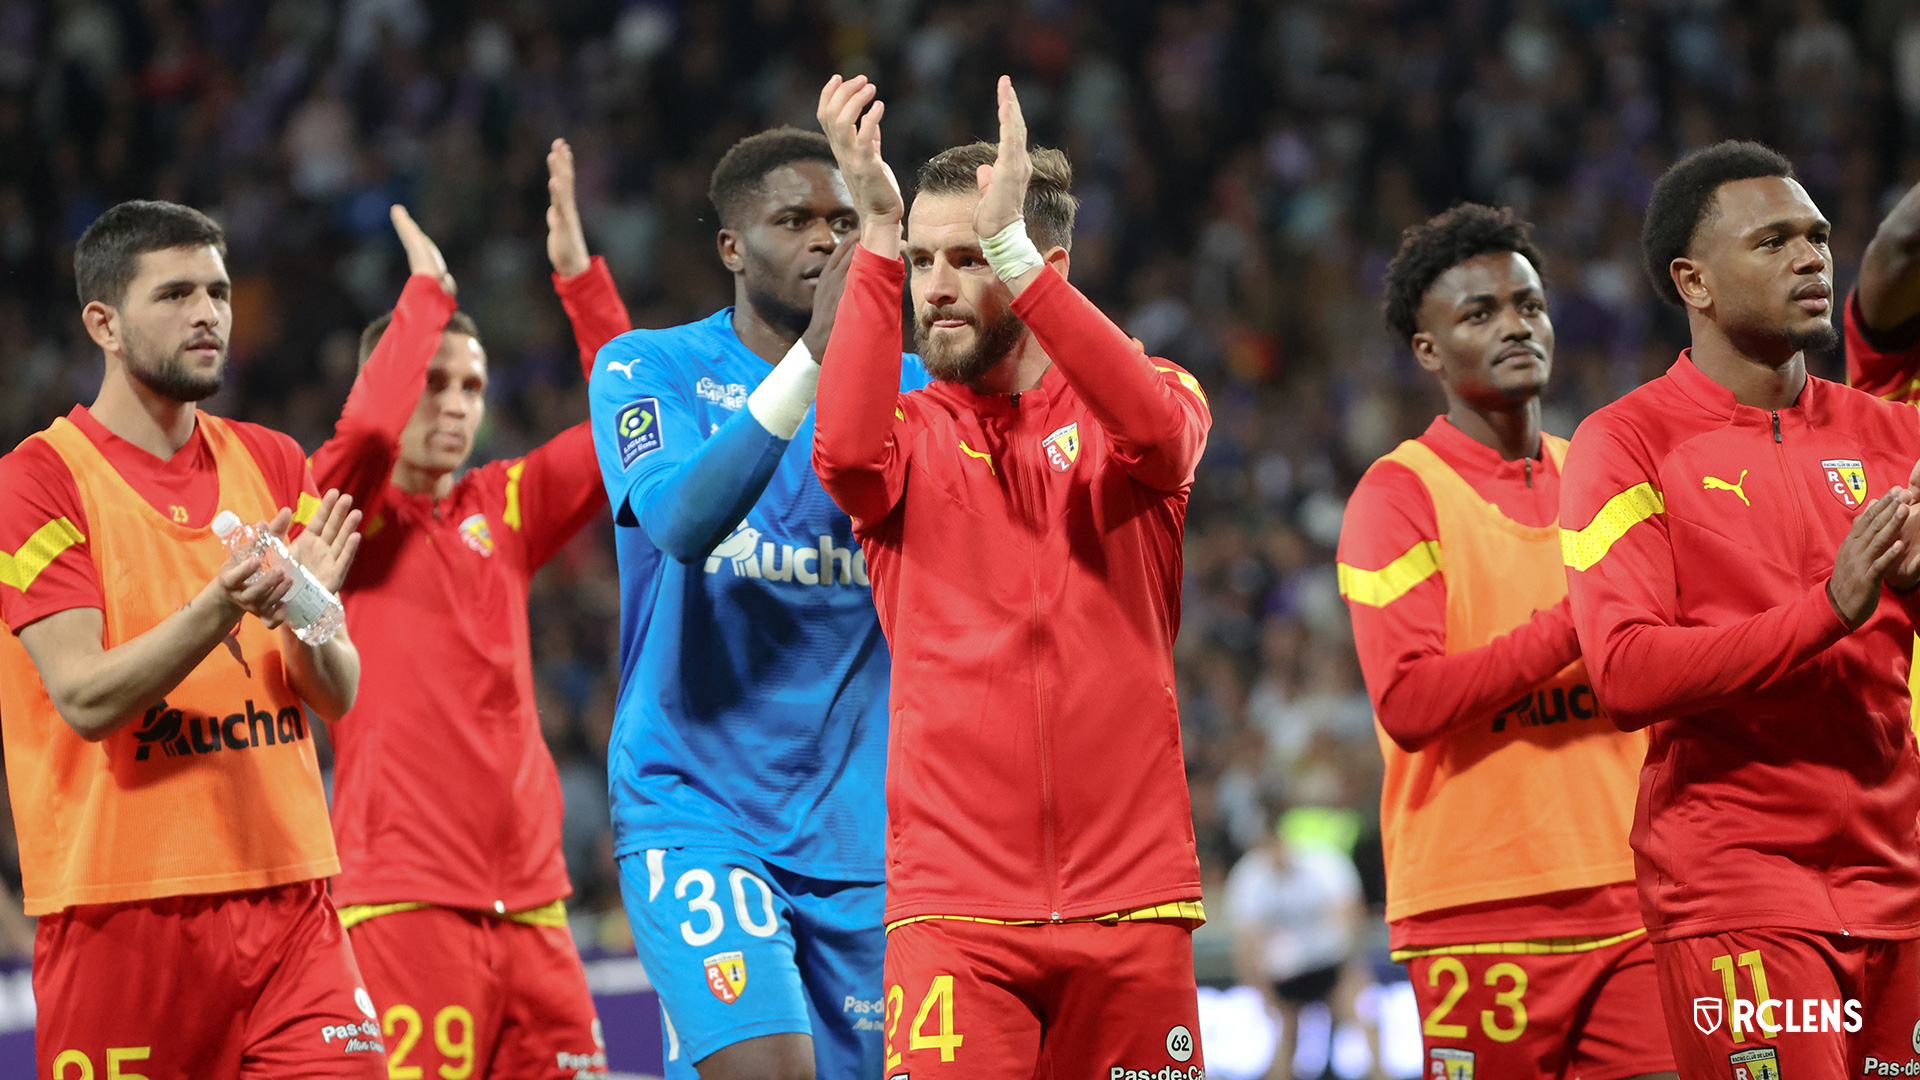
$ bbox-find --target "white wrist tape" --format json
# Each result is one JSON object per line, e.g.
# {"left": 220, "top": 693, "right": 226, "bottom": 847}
{"left": 982, "top": 219, "right": 1046, "bottom": 282}
{"left": 747, "top": 338, "right": 820, "bottom": 440}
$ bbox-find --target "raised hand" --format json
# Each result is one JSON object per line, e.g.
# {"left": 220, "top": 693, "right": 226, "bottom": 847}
{"left": 546, "top": 137, "right": 591, "bottom": 278}
{"left": 391, "top": 204, "right": 456, "bottom": 297}
{"left": 972, "top": 76, "right": 1031, "bottom": 241}
{"left": 1829, "top": 490, "right": 1908, "bottom": 628}
{"left": 817, "top": 74, "right": 904, "bottom": 254}
{"left": 802, "top": 235, "right": 859, "bottom": 361}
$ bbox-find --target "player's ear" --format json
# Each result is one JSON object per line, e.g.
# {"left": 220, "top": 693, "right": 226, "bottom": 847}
{"left": 81, "top": 300, "right": 119, "bottom": 354}
{"left": 1044, "top": 245, "right": 1069, "bottom": 283}
{"left": 1410, "top": 330, "right": 1443, "bottom": 374}
{"left": 1672, "top": 257, "right": 1711, "bottom": 313}
{"left": 716, "top": 229, "right": 745, "bottom": 275}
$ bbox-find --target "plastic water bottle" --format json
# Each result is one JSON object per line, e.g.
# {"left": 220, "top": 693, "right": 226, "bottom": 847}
{"left": 210, "top": 511, "right": 347, "bottom": 645}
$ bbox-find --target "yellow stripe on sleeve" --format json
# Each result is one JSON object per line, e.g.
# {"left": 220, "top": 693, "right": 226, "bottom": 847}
{"left": 503, "top": 461, "right": 526, "bottom": 531}
{"left": 0, "top": 517, "right": 85, "bottom": 593}
{"left": 1337, "top": 540, "right": 1440, "bottom": 608}
{"left": 294, "top": 492, "right": 322, "bottom": 526}
{"left": 1561, "top": 483, "right": 1665, "bottom": 572}
{"left": 1154, "top": 365, "right": 1209, "bottom": 406}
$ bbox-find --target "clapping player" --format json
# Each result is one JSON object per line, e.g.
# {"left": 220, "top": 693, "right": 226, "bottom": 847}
{"left": 814, "top": 74, "right": 1212, "bottom": 1077}
{"left": 0, "top": 201, "right": 379, "bottom": 1076}
{"left": 317, "top": 139, "right": 628, "bottom": 1079}
{"left": 587, "top": 128, "right": 929, "bottom": 1080}
{"left": 1562, "top": 140, "right": 1920, "bottom": 1075}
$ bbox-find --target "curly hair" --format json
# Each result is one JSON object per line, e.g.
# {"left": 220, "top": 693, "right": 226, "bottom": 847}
{"left": 916, "top": 141, "right": 1079, "bottom": 252}
{"left": 707, "top": 127, "right": 840, "bottom": 229}
{"left": 1382, "top": 204, "right": 1544, "bottom": 341}
{"left": 1641, "top": 140, "right": 1794, "bottom": 305}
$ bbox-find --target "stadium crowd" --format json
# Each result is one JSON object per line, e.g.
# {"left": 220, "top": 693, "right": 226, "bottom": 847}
{"left": 0, "top": 0, "right": 1911, "bottom": 993}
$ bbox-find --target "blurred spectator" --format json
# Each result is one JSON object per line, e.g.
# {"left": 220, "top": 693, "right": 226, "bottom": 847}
{"left": 1226, "top": 804, "right": 1382, "bottom": 1080}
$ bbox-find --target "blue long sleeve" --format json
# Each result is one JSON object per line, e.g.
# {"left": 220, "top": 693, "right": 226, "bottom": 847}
{"left": 630, "top": 406, "right": 790, "bottom": 563}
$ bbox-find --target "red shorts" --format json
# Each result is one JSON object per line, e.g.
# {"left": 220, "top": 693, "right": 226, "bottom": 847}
{"left": 348, "top": 906, "right": 607, "bottom": 1079}
{"left": 1402, "top": 931, "right": 1674, "bottom": 1080}
{"left": 883, "top": 918, "right": 1203, "bottom": 1080}
{"left": 36, "top": 880, "right": 386, "bottom": 1080}
{"left": 1652, "top": 928, "right": 1920, "bottom": 1079}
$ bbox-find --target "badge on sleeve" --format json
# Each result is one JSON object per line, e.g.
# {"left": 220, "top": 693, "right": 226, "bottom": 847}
{"left": 616, "top": 397, "right": 664, "bottom": 469}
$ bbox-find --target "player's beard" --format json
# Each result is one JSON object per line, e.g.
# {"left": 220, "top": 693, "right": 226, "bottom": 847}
{"left": 916, "top": 304, "right": 1027, "bottom": 387}
{"left": 1786, "top": 320, "right": 1840, "bottom": 359}
{"left": 124, "top": 323, "right": 225, "bottom": 402}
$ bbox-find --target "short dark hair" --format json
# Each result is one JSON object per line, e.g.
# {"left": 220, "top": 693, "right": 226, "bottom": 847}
{"left": 1382, "top": 204, "right": 1545, "bottom": 340}
{"left": 915, "top": 142, "right": 1079, "bottom": 252}
{"left": 1642, "top": 140, "right": 1796, "bottom": 305}
{"left": 74, "top": 200, "right": 228, "bottom": 307}
{"left": 708, "top": 128, "right": 840, "bottom": 229}
{"left": 358, "top": 308, "right": 483, "bottom": 367}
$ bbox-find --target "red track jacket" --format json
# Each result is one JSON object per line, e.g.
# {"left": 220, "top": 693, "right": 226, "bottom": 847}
{"left": 814, "top": 246, "right": 1210, "bottom": 923}
{"left": 1561, "top": 352, "right": 1920, "bottom": 941}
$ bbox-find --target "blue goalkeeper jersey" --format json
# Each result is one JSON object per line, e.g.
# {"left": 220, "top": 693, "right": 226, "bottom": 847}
{"left": 588, "top": 308, "right": 929, "bottom": 882}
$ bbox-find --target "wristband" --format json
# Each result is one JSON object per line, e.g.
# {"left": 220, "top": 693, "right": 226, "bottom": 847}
{"left": 746, "top": 338, "right": 820, "bottom": 440}
{"left": 982, "top": 219, "right": 1046, "bottom": 282}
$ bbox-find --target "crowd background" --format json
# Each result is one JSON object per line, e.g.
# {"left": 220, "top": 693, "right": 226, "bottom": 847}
{"left": 0, "top": 0, "right": 1910, "bottom": 1043}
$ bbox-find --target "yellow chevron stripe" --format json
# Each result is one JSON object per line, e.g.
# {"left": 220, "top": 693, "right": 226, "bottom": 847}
{"left": 1337, "top": 540, "right": 1440, "bottom": 608}
{"left": 1390, "top": 926, "right": 1646, "bottom": 961}
{"left": 503, "top": 460, "right": 526, "bottom": 531}
{"left": 1155, "top": 365, "right": 1209, "bottom": 406}
{"left": 1562, "top": 483, "right": 1665, "bottom": 572}
{"left": 294, "top": 492, "right": 321, "bottom": 526}
{"left": 0, "top": 518, "right": 85, "bottom": 593}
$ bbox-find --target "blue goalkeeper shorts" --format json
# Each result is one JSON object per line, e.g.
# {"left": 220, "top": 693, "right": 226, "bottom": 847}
{"left": 618, "top": 847, "right": 886, "bottom": 1078}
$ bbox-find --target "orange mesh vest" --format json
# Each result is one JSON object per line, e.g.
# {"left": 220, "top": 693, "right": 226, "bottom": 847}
{"left": 0, "top": 413, "right": 338, "bottom": 915}
{"left": 1375, "top": 436, "right": 1643, "bottom": 923}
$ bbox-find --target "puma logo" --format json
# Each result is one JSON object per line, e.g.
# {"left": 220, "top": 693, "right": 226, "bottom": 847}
{"left": 1702, "top": 470, "right": 1750, "bottom": 506}
{"left": 221, "top": 625, "right": 252, "bottom": 677}
{"left": 604, "top": 358, "right": 642, "bottom": 379}
{"left": 959, "top": 441, "right": 995, "bottom": 476}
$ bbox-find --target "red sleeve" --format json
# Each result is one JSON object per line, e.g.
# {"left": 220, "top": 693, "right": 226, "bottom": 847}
{"left": 1845, "top": 288, "right": 1920, "bottom": 401}
{"left": 552, "top": 256, "right": 633, "bottom": 380}
{"left": 482, "top": 422, "right": 606, "bottom": 573}
{"left": 309, "top": 275, "right": 458, "bottom": 513}
{"left": 1009, "top": 267, "right": 1210, "bottom": 491}
{"left": 1337, "top": 460, "right": 1582, "bottom": 752}
{"left": 0, "top": 440, "right": 102, "bottom": 631}
{"left": 1560, "top": 411, "right": 1849, "bottom": 730}
{"left": 814, "top": 244, "right": 915, "bottom": 529}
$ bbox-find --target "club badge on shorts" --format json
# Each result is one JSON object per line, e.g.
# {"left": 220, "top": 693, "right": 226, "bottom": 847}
{"left": 704, "top": 950, "right": 747, "bottom": 1003}
{"left": 1429, "top": 1046, "right": 1473, "bottom": 1079}
{"left": 1042, "top": 423, "right": 1080, "bottom": 473}
{"left": 1822, "top": 458, "right": 1867, "bottom": 510}
{"left": 1730, "top": 1045, "right": 1781, "bottom": 1080}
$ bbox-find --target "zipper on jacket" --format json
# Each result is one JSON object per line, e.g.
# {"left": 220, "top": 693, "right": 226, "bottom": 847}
{"left": 1771, "top": 411, "right": 1810, "bottom": 580}
{"left": 1003, "top": 406, "right": 1059, "bottom": 920}
{"left": 1524, "top": 459, "right": 1532, "bottom": 488}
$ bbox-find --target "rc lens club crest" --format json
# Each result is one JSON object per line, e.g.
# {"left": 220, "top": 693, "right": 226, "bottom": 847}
{"left": 1822, "top": 458, "right": 1867, "bottom": 510}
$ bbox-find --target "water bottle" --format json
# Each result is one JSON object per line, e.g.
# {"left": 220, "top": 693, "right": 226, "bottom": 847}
{"left": 210, "top": 511, "right": 347, "bottom": 645}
